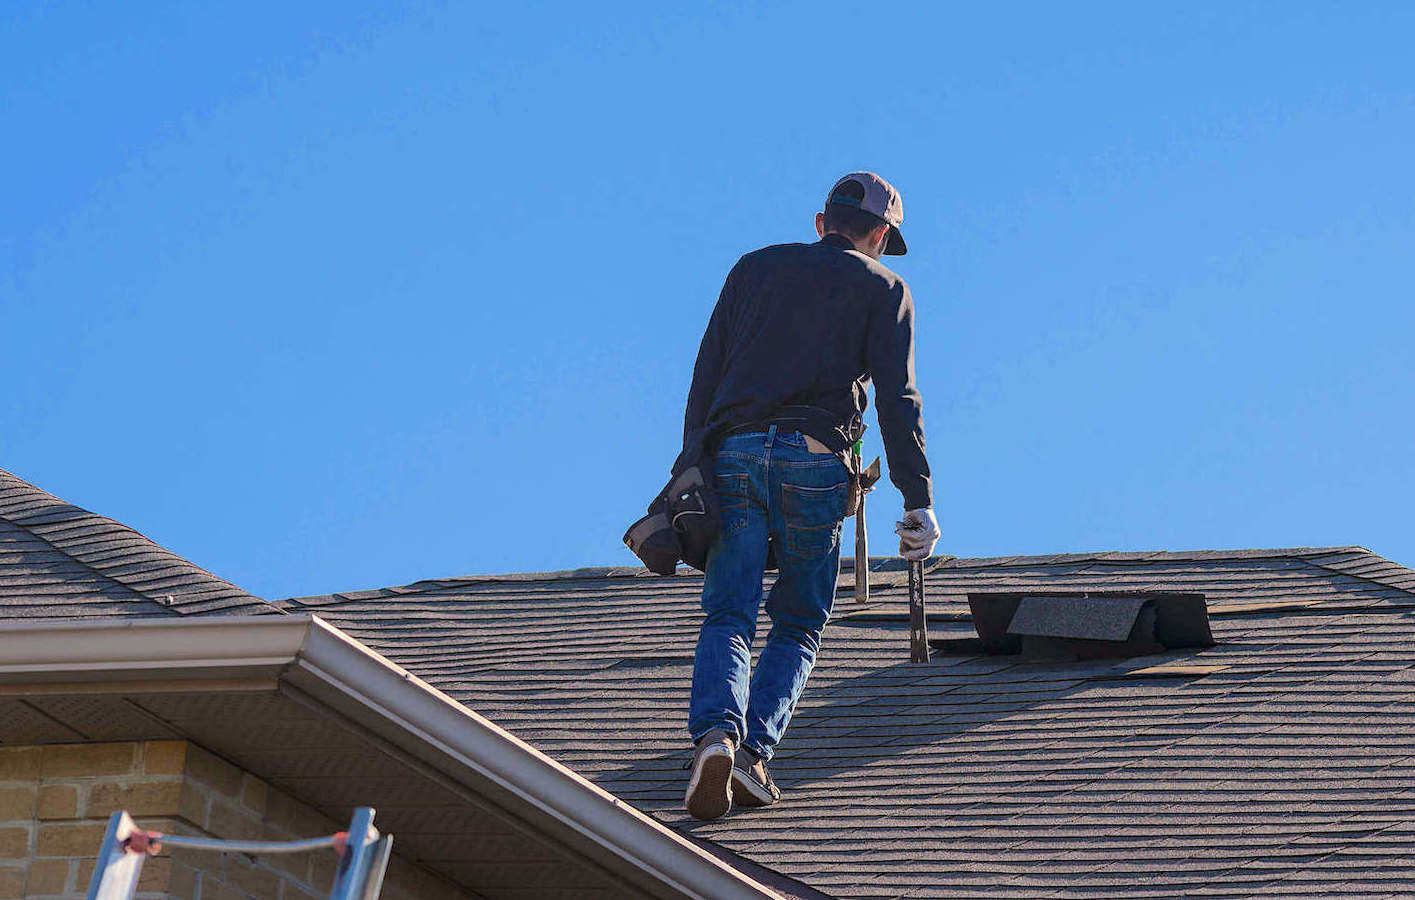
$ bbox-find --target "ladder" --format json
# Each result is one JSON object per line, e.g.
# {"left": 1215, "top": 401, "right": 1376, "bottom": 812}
{"left": 86, "top": 806, "right": 392, "bottom": 900}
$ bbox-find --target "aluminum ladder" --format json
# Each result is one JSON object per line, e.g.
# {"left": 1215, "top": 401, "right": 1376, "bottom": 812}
{"left": 86, "top": 806, "right": 392, "bottom": 900}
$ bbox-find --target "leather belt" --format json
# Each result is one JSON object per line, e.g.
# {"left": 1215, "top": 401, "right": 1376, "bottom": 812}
{"left": 724, "top": 422, "right": 834, "bottom": 455}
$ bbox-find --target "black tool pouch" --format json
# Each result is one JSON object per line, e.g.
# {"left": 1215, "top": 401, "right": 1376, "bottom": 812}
{"left": 622, "top": 458, "right": 721, "bottom": 575}
{"left": 665, "top": 464, "right": 720, "bottom": 572}
{"left": 622, "top": 507, "right": 680, "bottom": 575}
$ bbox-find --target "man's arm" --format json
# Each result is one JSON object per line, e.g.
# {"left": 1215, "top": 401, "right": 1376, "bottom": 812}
{"left": 866, "top": 280, "right": 932, "bottom": 511}
{"left": 680, "top": 268, "right": 735, "bottom": 462}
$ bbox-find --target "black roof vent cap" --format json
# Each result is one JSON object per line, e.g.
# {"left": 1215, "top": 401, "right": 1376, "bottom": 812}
{"left": 932, "top": 591, "right": 1214, "bottom": 660}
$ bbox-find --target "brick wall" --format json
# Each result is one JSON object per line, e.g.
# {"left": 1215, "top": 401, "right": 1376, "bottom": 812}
{"left": 0, "top": 743, "right": 467, "bottom": 900}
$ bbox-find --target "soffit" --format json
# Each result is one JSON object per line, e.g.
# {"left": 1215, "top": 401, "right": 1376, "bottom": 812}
{"left": 0, "top": 683, "right": 647, "bottom": 899}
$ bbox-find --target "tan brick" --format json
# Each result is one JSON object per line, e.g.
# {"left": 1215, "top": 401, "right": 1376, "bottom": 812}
{"left": 34, "top": 823, "right": 106, "bottom": 859}
{"left": 206, "top": 879, "right": 250, "bottom": 900}
{"left": 0, "top": 750, "right": 40, "bottom": 783}
{"left": 73, "top": 860, "right": 92, "bottom": 891}
{"left": 265, "top": 847, "right": 309, "bottom": 883}
{"left": 25, "top": 859, "right": 71, "bottom": 896}
{"left": 280, "top": 881, "right": 324, "bottom": 900}
{"left": 133, "top": 857, "right": 170, "bottom": 894}
{"left": 145, "top": 817, "right": 199, "bottom": 839}
{"left": 183, "top": 747, "right": 241, "bottom": 798}
{"left": 288, "top": 805, "right": 334, "bottom": 841}
{"left": 40, "top": 745, "right": 135, "bottom": 779}
{"left": 308, "top": 851, "right": 337, "bottom": 892}
{"left": 0, "top": 788, "right": 34, "bottom": 824}
{"left": 176, "top": 783, "right": 206, "bottom": 827}
{"left": 261, "top": 791, "right": 297, "bottom": 835}
{"left": 33, "top": 786, "right": 76, "bottom": 822}
{"left": 238, "top": 775, "right": 267, "bottom": 817}
{"left": 0, "top": 866, "right": 23, "bottom": 900}
{"left": 141, "top": 742, "right": 187, "bottom": 777}
{"left": 0, "top": 827, "right": 29, "bottom": 860}
{"left": 87, "top": 781, "right": 182, "bottom": 818}
{"left": 163, "top": 848, "right": 201, "bottom": 871}
{"left": 205, "top": 800, "right": 261, "bottom": 842}
{"left": 167, "top": 863, "right": 198, "bottom": 900}
{"left": 223, "top": 857, "right": 279, "bottom": 900}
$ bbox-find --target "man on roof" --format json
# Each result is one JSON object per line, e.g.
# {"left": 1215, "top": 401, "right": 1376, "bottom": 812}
{"left": 681, "top": 172, "right": 940, "bottom": 819}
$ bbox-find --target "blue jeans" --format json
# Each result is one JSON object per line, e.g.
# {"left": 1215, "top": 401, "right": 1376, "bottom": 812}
{"left": 688, "top": 426, "right": 850, "bottom": 761}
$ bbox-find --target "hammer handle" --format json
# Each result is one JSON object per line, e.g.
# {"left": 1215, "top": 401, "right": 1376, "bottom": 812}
{"left": 853, "top": 503, "right": 868, "bottom": 603}
{"left": 908, "top": 559, "right": 929, "bottom": 662}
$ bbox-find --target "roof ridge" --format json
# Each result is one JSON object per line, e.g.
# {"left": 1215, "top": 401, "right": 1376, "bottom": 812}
{"left": 933, "top": 546, "right": 1369, "bottom": 567}
{"left": 1295, "top": 547, "right": 1415, "bottom": 599}
{"left": 0, "top": 467, "right": 277, "bottom": 616}
{"left": 280, "top": 565, "right": 660, "bottom": 606}
{"left": 283, "top": 545, "right": 1381, "bottom": 604}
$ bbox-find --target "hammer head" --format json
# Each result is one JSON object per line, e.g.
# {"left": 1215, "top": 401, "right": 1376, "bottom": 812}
{"left": 861, "top": 457, "right": 882, "bottom": 491}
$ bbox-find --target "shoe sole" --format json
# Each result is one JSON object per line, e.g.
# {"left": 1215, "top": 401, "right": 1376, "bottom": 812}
{"left": 685, "top": 745, "right": 734, "bottom": 820}
{"left": 730, "top": 767, "right": 779, "bottom": 808}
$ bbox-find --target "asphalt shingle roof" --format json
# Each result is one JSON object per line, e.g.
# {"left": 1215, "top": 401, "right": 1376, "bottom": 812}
{"left": 0, "top": 467, "right": 275, "bottom": 617}
{"left": 280, "top": 548, "right": 1415, "bottom": 900}
{"left": 5, "top": 465, "right": 1413, "bottom": 897}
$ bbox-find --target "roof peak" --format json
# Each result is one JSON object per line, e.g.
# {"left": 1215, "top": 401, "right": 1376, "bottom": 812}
{"left": 284, "top": 545, "right": 1391, "bottom": 605}
{"left": 0, "top": 466, "right": 276, "bottom": 616}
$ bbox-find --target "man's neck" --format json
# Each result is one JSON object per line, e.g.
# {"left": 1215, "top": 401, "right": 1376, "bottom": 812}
{"left": 822, "top": 231, "right": 880, "bottom": 259}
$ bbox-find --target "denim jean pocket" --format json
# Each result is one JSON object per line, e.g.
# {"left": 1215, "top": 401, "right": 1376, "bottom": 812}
{"left": 781, "top": 481, "right": 847, "bottom": 557}
{"left": 714, "top": 472, "right": 751, "bottom": 537}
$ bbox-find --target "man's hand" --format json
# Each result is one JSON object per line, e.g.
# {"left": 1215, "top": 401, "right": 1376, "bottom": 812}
{"left": 894, "top": 508, "right": 940, "bottom": 561}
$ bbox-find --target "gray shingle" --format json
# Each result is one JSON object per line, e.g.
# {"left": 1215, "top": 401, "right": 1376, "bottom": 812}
{"left": 0, "top": 467, "right": 275, "bottom": 617}
{"left": 261, "top": 546, "right": 1415, "bottom": 899}
{"left": 6, "top": 467, "right": 1414, "bottom": 899}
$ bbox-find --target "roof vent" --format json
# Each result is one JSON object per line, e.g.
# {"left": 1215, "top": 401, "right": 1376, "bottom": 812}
{"left": 931, "top": 591, "right": 1214, "bottom": 660}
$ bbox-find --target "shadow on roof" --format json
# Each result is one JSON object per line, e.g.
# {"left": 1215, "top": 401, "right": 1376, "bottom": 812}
{"left": 583, "top": 641, "right": 1221, "bottom": 833}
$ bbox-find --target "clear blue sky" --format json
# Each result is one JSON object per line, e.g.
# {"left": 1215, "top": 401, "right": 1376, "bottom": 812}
{"left": 3, "top": 2, "right": 1412, "bottom": 600}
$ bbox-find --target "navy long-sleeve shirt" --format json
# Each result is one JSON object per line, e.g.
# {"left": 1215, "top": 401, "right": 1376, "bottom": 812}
{"left": 682, "top": 233, "right": 932, "bottom": 510}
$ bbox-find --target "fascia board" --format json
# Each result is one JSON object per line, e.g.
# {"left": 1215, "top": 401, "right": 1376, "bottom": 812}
{"left": 0, "top": 615, "right": 312, "bottom": 683}
{"left": 287, "top": 616, "right": 784, "bottom": 900}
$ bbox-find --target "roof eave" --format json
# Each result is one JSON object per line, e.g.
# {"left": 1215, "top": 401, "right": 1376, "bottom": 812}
{"left": 0, "top": 615, "right": 784, "bottom": 900}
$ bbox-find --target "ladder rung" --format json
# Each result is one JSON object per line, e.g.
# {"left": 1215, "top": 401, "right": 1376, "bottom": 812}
{"left": 152, "top": 833, "right": 346, "bottom": 855}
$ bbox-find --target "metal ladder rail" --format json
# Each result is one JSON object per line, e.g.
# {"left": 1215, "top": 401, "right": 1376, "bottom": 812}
{"left": 87, "top": 806, "right": 392, "bottom": 900}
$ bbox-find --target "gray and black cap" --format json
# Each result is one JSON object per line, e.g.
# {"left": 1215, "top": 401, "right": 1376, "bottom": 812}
{"left": 826, "top": 171, "right": 907, "bottom": 255}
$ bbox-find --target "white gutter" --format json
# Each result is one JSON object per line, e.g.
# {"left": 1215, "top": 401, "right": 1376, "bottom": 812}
{"left": 0, "top": 616, "right": 783, "bottom": 900}
{"left": 0, "top": 615, "right": 306, "bottom": 683}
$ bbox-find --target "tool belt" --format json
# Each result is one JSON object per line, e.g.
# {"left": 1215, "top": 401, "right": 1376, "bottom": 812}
{"left": 624, "top": 405, "right": 865, "bottom": 575}
{"left": 730, "top": 404, "right": 871, "bottom": 509}
{"left": 724, "top": 409, "right": 871, "bottom": 516}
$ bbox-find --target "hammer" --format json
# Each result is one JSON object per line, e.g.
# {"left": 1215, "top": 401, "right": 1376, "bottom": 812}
{"left": 852, "top": 450, "right": 882, "bottom": 603}
{"left": 908, "top": 558, "right": 929, "bottom": 662}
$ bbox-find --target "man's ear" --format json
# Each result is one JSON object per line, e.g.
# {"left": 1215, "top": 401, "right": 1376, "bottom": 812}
{"left": 873, "top": 223, "right": 889, "bottom": 251}
{"left": 815, "top": 212, "right": 826, "bottom": 238}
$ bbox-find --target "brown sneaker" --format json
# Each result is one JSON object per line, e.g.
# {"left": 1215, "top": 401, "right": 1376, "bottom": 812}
{"left": 684, "top": 729, "right": 735, "bottom": 820}
{"left": 731, "top": 747, "right": 781, "bottom": 808}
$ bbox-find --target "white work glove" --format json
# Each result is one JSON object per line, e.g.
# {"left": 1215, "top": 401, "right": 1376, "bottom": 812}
{"left": 894, "top": 508, "right": 941, "bottom": 561}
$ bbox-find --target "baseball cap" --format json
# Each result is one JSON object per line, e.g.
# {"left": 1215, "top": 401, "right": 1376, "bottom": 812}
{"left": 826, "top": 171, "right": 907, "bottom": 255}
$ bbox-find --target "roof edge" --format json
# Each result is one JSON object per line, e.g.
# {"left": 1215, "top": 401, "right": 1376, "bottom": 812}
{"left": 292, "top": 618, "right": 785, "bottom": 900}
{"left": 0, "top": 615, "right": 310, "bottom": 683}
{"left": 0, "top": 615, "right": 785, "bottom": 900}
{"left": 0, "top": 467, "right": 274, "bottom": 615}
